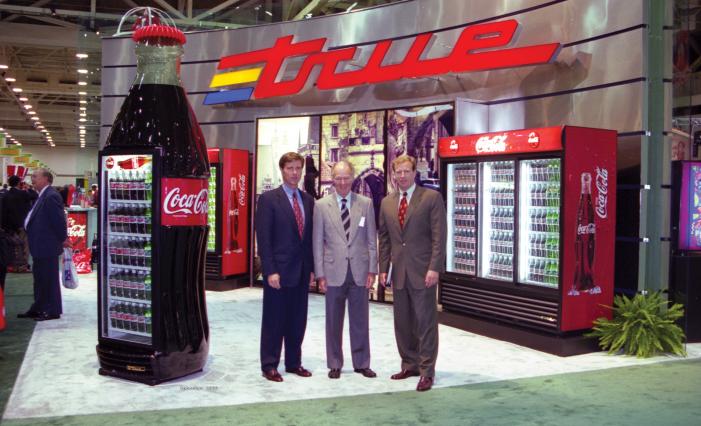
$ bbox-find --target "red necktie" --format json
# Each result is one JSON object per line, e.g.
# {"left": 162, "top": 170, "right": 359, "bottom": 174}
{"left": 292, "top": 191, "right": 304, "bottom": 237}
{"left": 398, "top": 192, "right": 408, "bottom": 228}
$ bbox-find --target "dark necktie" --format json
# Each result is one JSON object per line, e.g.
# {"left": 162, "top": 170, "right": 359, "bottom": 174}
{"left": 292, "top": 192, "right": 304, "bottom": 238}
{"left": 341, "top": 198, "right": 350, "bottom": 240}
{"left": 398, "top": 192, "right": 408, "bottom": 228}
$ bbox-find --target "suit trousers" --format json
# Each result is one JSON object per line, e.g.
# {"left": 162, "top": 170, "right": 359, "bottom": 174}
{"left": 29, "top": 256, "right": 62, "bottom": 316}
{"left": 392, "top": 283, "right": 438, "bottom": 377}
{"left": 260, "top": 280, "right": 309, "bottom": 372}
{"left": 325, "top": 265, "right": 370, "bottom": 369}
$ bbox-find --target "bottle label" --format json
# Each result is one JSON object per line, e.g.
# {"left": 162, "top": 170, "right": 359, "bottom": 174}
{"left": 161, "top": 178, "right": 209, "bottom": 226}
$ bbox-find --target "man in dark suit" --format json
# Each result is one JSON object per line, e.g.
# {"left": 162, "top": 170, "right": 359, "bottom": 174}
{"left": 1, "top": 175, "right": 34, "bottom": 271}
{"left": 17, "top": 169, "right": 68, "bottom": 321}
{"left": 256, "top": 152, "right": 315, "bottom": 382}
{"left": 379, "top": 155, "right": 447, "bottom": 392}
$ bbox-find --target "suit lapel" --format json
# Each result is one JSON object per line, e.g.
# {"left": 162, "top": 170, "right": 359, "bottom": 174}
{"left": 348, "top": 193, "right": 361, "bottom": 242}
{"left": 403, "top": 186, "right": 424, "bottom": 232}
{"left": 327, "top": 196, "right": 346, "bottom": 240}
{"left": 276, "top": 186, "right": 301, "bottom": 241}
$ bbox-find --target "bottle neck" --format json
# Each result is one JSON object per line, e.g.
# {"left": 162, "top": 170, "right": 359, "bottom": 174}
{"left": 134, "top": 42, "right": 183, "bottom": 86}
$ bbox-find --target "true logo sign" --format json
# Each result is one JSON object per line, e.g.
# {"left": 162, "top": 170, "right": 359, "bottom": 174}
{"left": 205, "top": 19, "right": 561, "bottom": 105}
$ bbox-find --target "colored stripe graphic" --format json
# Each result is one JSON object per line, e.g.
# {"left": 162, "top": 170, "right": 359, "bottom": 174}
{"left": 209, "top": 68, "right": 262, "bottom": 88}
{"left": 203, "top": 87, "right": 254, "bottom": 105}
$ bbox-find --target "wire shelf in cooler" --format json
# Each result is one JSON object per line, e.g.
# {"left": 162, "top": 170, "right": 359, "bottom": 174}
{"left": 110, "top": 295, "right": 152, "bottom": 305}
{"left": 109, "top": 231, "right": 152, "bottom": 238}
{"left": 109, "top": 264, "right": 151, "bottom": 272}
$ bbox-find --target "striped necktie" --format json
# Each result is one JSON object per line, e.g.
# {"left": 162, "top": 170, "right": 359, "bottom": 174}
{"left": 341, "top": 198, "right": 350, "bottom": 240}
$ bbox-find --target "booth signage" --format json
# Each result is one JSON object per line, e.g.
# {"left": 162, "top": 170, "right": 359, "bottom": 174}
{"left": 205, "top": 19, "right": 561, "bottom": 105}
{"left": 438, "top": 127, "right": 564, "bottom": 157}
{"left": 161, "top": 178, "right": 209, "bottom": 226}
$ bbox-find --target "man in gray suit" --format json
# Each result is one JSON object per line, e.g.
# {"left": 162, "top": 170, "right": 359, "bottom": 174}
{"left": 313, "top": 161, "right": 378, "bottom": 379}
{"left": 379, "top": 155, "right": 447, "bottom": 392}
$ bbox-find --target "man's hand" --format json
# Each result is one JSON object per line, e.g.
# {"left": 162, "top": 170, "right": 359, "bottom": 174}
{"left": 318, "top": 277, "right": 327, "bottom": 292}
{"left": 366, "top": 273, "right": 376, "bottom": 289}
{"left": 425, "top": 270, "right": 439, "bottom": 288}
{"left": 379, "top": 272, "right": 388, "bottom": 287}
{"left": 267, "top": 273, "right": 281, "bottom": 289}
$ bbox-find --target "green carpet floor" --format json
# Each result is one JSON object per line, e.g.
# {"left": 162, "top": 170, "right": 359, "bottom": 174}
{"left": 1, "top": 274, "right": 700, "bottom": 426}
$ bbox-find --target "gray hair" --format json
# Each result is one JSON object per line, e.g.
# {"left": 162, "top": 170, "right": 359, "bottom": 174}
{"left": 331, "top": 160, "right": 355, "bottom": 178}
{"left": 35, "top": 168, "right": 54, "bottom": 184}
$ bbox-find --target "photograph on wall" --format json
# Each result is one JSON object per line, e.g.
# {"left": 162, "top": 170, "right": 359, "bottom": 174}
{"left": 320, "top": 110, "right": 386, "bottom": 217}
{"left": 386, "top": 104, "right": 454, "bottom": 192}
{"left": 256, "top": 116, "right": 320, "bottom": 198}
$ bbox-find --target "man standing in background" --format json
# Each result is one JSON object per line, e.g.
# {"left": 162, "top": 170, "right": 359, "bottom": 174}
{"left": 256, "top": 152, "right": 315, "bottom": 382}
{"left": 17, "top": 169, "right": 68, "bottom": 321}
{"left": 313, "top": 160, "right": 377, "bottom": 380}
{"left": 378, "top": 155, "right": 447, "bottom": 392}
{"left": 1, "top": 175, "right": 34, "bottom": 272}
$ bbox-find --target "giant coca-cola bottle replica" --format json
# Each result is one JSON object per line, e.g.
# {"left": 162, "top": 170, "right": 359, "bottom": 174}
{"left": 96, "top": 8, "right": 210, "bottom": 385}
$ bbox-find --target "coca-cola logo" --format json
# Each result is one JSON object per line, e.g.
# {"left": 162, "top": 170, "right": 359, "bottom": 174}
{"left": 449, "top": 139, "right": 459, "bottom": 152}
{"left": 67, "top": 217, "right": 86, "bottom": 238}
{"left": 163, "top": 188, "right": 208, "bottom": 215}
{"left": 475, "top": 134, "right": 507, "bottom": 153}
{"left": 577, "top": 223, "right": 596, "bottom": 235}
{"left": 238, "top": 174, "right": 246, "bottom": 206}
{"left": 527, "top": 132, "right": 540, "bottom": 148}
{"left": 595, "top": 167, "right": 608, "bottom": 219}
{"left": 106, "top": 157, "right": 114, "bottom": 169}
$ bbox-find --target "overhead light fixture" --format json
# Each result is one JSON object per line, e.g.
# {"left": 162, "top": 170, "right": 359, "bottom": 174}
{"left": 4, "top": 76, "right": 16, "bottom": 82}
{"left": 0, "top": 127, "right": 3, "bottom": 131}
{"left": 23, "top": 104, "right": 32, "bottom": 109}
{"left": 78, "top": 91, "right": 87, "bottom": 95}
{"left": 76, "top": 53, "right": 88, "bottom": 59}
{"left": 79, "top": 106, "right": 87, "bottom": 110}
{"left": 19, "top": 96, "right": 28, "bottom": 101}
{"left": 265, "top": 10, "right": 273, "bottom": 16}
{"left": 79, "top": 118, "right": 87, "bottom": 122}
{"left": 79, "top": 100, "right": 87, "bottom": 104}
{"left": 0, "top": 64, "right": 7, "bottom": 69}
{"left": 30, "top": 116, "right": 39, "bottom": 120}
{"left": 79, "top": 125, "right": 85, "bottom": 129}
{"left": 77, "top": 69, "right": 88, "bottom": 74}
{"left": 78, "top": 81, "right": 87, "bottom": 86}
{"left": 80, "top": 113, "right": 86, "bottom": 117}
{"left": 12, "top": 87, "right": 22, "bottom": 92}
{"left": 27, "top": 111, "right": 36, "bottom": 115}
{"left": 80, "top": 129, "right": 86, "bottom": 134}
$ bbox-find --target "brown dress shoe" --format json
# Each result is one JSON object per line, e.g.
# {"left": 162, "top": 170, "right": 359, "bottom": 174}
{"left": 390, "top": 370, "right": 420, "bottom": 380}
{"left": 328, "top": 369, "right": 341, "bottom": 379}
{"left": 285, "top": 366, "right": 312, "bottom": 377}
{"left": 262, "top": 369, "right": 283, "bottom": 382}
{"left": 416, "top": 376, "right": 433, "bottom": 392}
{"left": 354, "top": 368, "right": 377, "bottom": 378}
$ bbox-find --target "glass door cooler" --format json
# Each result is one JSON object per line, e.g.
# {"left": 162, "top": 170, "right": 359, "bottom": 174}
{"left": 438, "top": 126, "right": 617, "bottom": 334}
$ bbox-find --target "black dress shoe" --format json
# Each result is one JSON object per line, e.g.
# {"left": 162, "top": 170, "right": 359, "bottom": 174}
{"left": 33, "top": 313, "right": 60, "bottom": 322}
{"left": 328, "top": 368, "right": 341, "bottom": 379}
{"left": 262, "top": 369, "right": 283, "bottom": 382}
{"left": 390, "top": 369, "right": 420, "bottom": 380}
{"left": 354, "top": 368, "right": 377, "bottom": 378}
{"left": 17, "top": 311, "right": 39, "bottom": 319}
{"left": 285, "top": 366, "right": 312, "bottom": 377}
{"left": 416, "top": 376, "right": 434, "bottom": 392}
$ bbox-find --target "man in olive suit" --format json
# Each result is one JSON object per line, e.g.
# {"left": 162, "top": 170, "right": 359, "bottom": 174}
{"left": 313, "top": 161, "right": 377, "bottom": 379}
{"left": 379, "top": 155, "right": 447, "bottom": 392}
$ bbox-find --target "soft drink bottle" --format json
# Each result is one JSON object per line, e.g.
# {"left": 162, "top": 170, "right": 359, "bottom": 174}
{"left": 572, "top": 173, "right": 596, "bottom": 294}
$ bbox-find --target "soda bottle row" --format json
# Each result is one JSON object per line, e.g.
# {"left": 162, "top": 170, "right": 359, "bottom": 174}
{"left": 490, "top": 230, "right": 513, "bottom": 254}
{"left": 489, "top": 253, "right": 513, "bottom": 278}
{"left": 453, "top": 164, "right": 477, "bottom": 185}
{"left": 454, "top": 237, "right": 476, "bottom": 251}
{"left": 528, "top": 258, "right": 559, "bottom": 285}
{"left": 490, "top": 186, "right": 514, "bottom": 206}
{"left": 454, "top": 227, "right": 476, "bottom": 240}
{"left": 109, "top": 301, "right": 152, "bottom": 335}
{"left": 490, "top": 207, "right": 514, "bottom": 231}
{"left": 454, "top": 205, "right": 476, "bottom": 217}
{"left": 489, "top": 161, "right": 515, "bottom": 183}
{"left": 530, "top": 208, "right": 560, "bottom": 233}
{"left": 454, "top": 216, "right": 476, "bottom": 229}
{"left": 109, "top": 167, "right": 153, "bottom": 201}
{"left": 207, "top": 169, "right": 217, "bottom": 251}
{"left": 454, "top": 190, "right": 477, "bottom": 206}
{"left": 108, "top": 268, "right": 152, "bottom": 300}
{"left": 453, "top": 250, "right": 476, "bottom": 274}
{"left": 529, "top": 233, "right": 560, "bottom": 259}
{"left": 529, "top": 159, "right": 560, "bottom": 183}
{"left": 109, "top": 236, "right": 152, "bottom": 268}
{"left": 530, "top": 183, "right": 560, "bottom": 207}
{"left": 108, "top": 204, "right": 152, "bottom": 235}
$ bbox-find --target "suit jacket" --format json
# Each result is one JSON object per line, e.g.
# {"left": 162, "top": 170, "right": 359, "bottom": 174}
{"left": 313, "top": 192, "right": 378, "bottom": 286}
{"left": 25, "top": 186, "right": 67, "bottom": 259}
{"left": 256, "top": 185, "right": 314, "bottom": 287}
{"left": 378, "top": 186, "right": 447, "bottom": 290}
{"left": 2, "top": 187, "right": 33, "bottom": 232}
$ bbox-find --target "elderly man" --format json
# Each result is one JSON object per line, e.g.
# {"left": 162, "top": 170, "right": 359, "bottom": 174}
{"left": 378, "top": 155, "right": 447, "bottom": 392}
{"left": 17, "top": 169, "right": 68, "bottom": 321}
{"left": 313, "top": 160, "right": 377, "bottom": 379}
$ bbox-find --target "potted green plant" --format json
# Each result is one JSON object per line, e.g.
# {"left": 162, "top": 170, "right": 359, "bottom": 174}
{"left": 587, "top": 291, "right": 687, "bottom": 358}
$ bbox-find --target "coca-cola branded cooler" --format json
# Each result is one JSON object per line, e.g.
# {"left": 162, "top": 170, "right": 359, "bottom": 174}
{"left": 438, "top": 126, "right": 616, "bottom": 336}
{"left": 97, "top": 149, "right": 209, "bottom": 384}
{"left": 205, "top": 148, "right": 250, "bottom": 281}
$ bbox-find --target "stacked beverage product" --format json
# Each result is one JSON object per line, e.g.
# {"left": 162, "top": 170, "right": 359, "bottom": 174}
{"left": 450, "top": 163, "right": 477, "bottom": 274}
{"left": 485, "top": 161, "right": 515, "bottom": 280}
{"left": 207, "top": 166, "right": 217, "bottom": 251}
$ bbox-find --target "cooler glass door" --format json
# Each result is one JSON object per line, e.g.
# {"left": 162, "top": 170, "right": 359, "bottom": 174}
{"left": 517, "top": 158, "right": 561, "bottom": 288}
{"left": 207, "top": 164, "right": 218, "bottom": 252}
{"left": 446, "top": 162, "right": 477, "bottom": 275}
{"left": 478, "top": 160, "right": 515, "bottom": 281}
{"left": 101, "top": 154, "right": 154, "bottom": 345}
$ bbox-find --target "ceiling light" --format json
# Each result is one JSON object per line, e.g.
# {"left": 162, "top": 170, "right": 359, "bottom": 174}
{"left": 79, "top": 100, "right": 87, "bottom": 104}
{"left": 19, "top": 96, "right": 28, "bottom": 101}
{"left": 77, "top": 69, "right": 88, "bottom": 74}
{"left": 4, "top": 77, "right": 16, "bottom": 82}
{"left": 27, "top": 111, "right": 36, "bottom": 115}
{"left": 24, "top": 104, "right": 32, "bottom": 109}
{"left": 0, "top": 64, "right": 8, "bottom": 69}
{"left": 76, "top": 53, "right": 88, "bottom": 59}
{"left": 78, "top": 91, "right": 87, "bottom": 95}
{"left": 79, "top": 118, "right": 87, "bottom": 122}
{"left": 0, "top": 127, "right": 3, "bottom": 131}
{"left": 265, "top": 10, "right": 273, "bottom": 16}
{"left": 80, "top": 113, "right": 86, "bottom": 117}
{"left": 38, "top": 125, "right": 44, "bottom": 129}
{"left": 30, "top": 116, "right": 39, "bottom": 120}
{"left": 78, "top": 81, "right": 87, "bottom": 86}
{"left": 79, "top": 107, "right": 87, "bottom": 111}
{"left": 12, "top": 87, "right": 22, "bottom": 92}
{"left": 79, "top": 129, "right": 86, "bottom": 134}
{"left": 79, "top": 125, "right": 85, "bottom": 129}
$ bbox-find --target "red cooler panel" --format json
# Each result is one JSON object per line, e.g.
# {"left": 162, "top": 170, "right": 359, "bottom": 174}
{"left": 439, "top": 127, "right": 563, "bottom": 158}
{"left": 220, "top": 149, "right": 249, "bottom": 276}
{"left": 561, "top": 127, "right": 617, "bottom": 331}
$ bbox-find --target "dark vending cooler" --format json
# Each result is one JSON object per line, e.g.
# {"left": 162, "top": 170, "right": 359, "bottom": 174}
{"left": 439, "top": 126, "right": 617, "bottom": 335}
{"left": 205, "top": 148, "right": 250, "bottom": 281}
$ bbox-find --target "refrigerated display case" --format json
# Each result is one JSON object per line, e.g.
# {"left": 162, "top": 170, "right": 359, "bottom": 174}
{"left": 205, "top": 148, "right": 250, "bottom": 281}
{"left": 438, "top": 126, "right": 616, "bottom": 336}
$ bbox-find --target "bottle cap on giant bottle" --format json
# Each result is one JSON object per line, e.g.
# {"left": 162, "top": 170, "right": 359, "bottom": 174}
{"left": 115, "top": 7, "right": 186, "bottom": 45}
